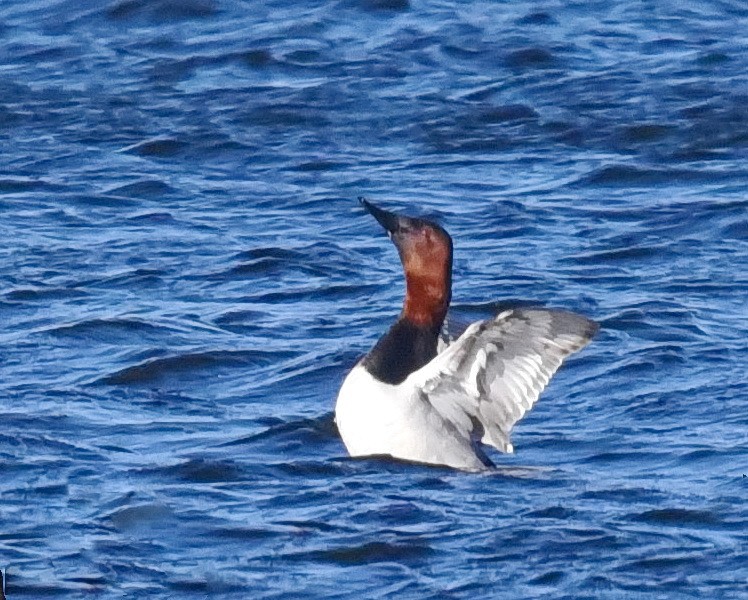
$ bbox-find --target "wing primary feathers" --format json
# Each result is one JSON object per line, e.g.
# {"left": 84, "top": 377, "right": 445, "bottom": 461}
{"left": 413, "top": 307, "right": 598, "bottom": 455}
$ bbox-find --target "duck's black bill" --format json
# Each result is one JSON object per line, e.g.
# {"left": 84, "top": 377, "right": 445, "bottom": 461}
{"left": 359, "top": 197, "right": 399, "bottom": 233}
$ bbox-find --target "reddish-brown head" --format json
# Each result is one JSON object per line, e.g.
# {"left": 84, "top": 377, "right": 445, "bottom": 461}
{"left": 361, "top": 198, "right": 453, "bottom": 329}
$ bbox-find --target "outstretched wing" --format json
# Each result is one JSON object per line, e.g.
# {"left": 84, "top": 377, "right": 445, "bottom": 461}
{"left": 411, "top": 308, "right": 598, "bottom": 453}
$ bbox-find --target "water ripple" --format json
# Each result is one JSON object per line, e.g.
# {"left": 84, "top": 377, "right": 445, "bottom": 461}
{"left": 97, "top": 350, "right": 292, "bottom": 386}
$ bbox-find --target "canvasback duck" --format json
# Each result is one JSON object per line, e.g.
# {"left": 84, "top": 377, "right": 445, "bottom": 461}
{"left": 335, "top": 198, "right": 598, "bottom": 471}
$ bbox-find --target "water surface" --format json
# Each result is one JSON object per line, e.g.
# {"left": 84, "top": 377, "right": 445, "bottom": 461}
{"left": 1, "top": 0, "right": 747, "bottom": 597}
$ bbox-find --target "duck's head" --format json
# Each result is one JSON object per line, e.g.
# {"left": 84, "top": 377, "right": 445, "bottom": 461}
{"left": 360, "top": 197, "right": 452, "bottom": 328}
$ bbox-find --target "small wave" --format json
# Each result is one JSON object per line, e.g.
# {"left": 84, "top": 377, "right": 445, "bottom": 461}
{"left": 44, "top": 317, "right": 170, "bottom": 340}
{"left": 234, "top": 247, "right": 303, "bottom": 262}
{"left": 2, "top": 581, "right": 92, "bottom": 596}
{"left": 475, "top": 104, "right": 538, "bottom": 124}
{"left": 226, "top": 257, "right": 291, "bottom": 276}
{"left": 441, "top": 43, "right": 485, "bottom": 59}
{"left": 601, "top": 349, "right": 684, "bottom": 380}
{"left": 633, "top": 508, "right": 721, "bottom": 526}
{"left": 29, "top": 482, "right": 69, "bottom": 496}
{"left": 426, "top": 134, "right": 513, "bottom": 154}
{"left": 147, "top": 458, "right": 246, "bottom": 483}
{"left": 96, "top": 443, "right": 135, "bottom": 455}
{"left": 219, "top": 413, "right": 337, "bottom": 448}
{"left": 84, "top": 268, "right": 166, "bottom": 289}
{"left": 529, "top": 571, "right": 565, "bottom": 585}
{"left": 107, "top": 0, "right": 218, "bottom": 22}
{"left": 696, "top": 51, "right": 731, "bottom": 67}
{"left": 126, "top": 211, "right": 176, "bottom": 223}
{"left": 212, "top": 526, "right": 285, "bottom": 541}
{"left": 213, "top": 309, "right": 267, "bottom": 330}
{"left": 524, "top": 506, "right": 574, "bottom": 519}
{"left": 106, "top": 179, "right": 176, "bottom": 198}
{"left": 276, "top": 519, "right": 355, "bottom": 534}
{"left": 580, "top": 487, "right": 666, "bottom": 502}
{"left": 167, "top": 578, "right": 246, "bottom": 594}
{"left": 17, "top": 44, "right": 78, "bottom": 63}
{"left": 243, "top": 283, "right": 379, "bottom": 303}
{"left": 585, "top": 451, "right": 662, "bottom": 464}
{"left": 122, "top": 138, "right": 187, "bottom": 157}
{"left": 517, "top": 11, "right": 556, "bottom": 25}
{"left": 282, "top": 49, "right": 333, "bottom": 68}
{"left": 577, "top": 164, "right": 732, "bottom": 186}
{"left": 600, "top": 306, "right": 708, "bottom": 340}
{"left": 238, "top": 49, "right": 274, "bottom": 67}
{"left": 274, "top": 459, "right": 356, "bottom": 477}
{"left": 240, "top": 104, "right": 330, "bottom": 129}
{"left": 292, "top": 160, "right": 348, "bottom": 172}
{"left": 106, "top": 503, "right": 175, "bottom": 530}
{"left": 505, "top": 47, "right": 556, "bottom": 69}
{"left": 0, "top": 178, "right": 60, "bottom": 193}
{"left": 567, "top": 246, "right": 672, "bottom": 264}
{"left": 5, "top": 287, "right": 88, "bottom": 302}
{"left": 625, "top": 555, "right": 703, "bottom": 570}
{"left": 64, "top": 576, "right": 107, "bottom": 586}
{"left": 215, "top": 245, "right": 356, "bottom": 280}
{"left": 148, "top": 49, "right": 278, "bottom": 83}
{"left": 350, "top": 0, "right": 410, "bottom": 12}
{"left": 97, "top": 349, "right": 289, "bottom": 385}
{"left": 722, "top": 220, "right": 748, "bottom": 240}
{"left": 619, "top": 123, "right": 675, "bottom": 143}
{"left": 288, "top": 541, "right": 433, "bottom": 565}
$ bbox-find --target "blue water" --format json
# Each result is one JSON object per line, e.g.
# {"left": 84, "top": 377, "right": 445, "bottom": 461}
{"left": 1, "top": 0, "right": 747, "bottom": 597}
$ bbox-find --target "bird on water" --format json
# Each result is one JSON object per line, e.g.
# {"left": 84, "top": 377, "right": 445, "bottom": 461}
{"left": 335, "top": 198, "right": 598, "bottom": 471}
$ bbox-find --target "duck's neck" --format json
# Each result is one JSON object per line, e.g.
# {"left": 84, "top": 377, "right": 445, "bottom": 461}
{"left": 401, "top": 272, "right": 450, "bottom": 329}
{"left": 363, "top": 272, "right": 451, "bottom": 385}
{"left": 362, "top": 317, "right": 442, "bottom": 385}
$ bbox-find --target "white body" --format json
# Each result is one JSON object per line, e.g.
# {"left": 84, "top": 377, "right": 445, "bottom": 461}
{"left": 335, "top": 364, "right": 485, "bottom": 471}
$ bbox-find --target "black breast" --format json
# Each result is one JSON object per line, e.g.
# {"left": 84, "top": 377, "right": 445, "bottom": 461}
{"left": 362, "top": 318, "right": 440, "bottom": 385}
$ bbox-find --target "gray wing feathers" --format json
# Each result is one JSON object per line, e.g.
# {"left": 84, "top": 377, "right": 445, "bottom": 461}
{"left": 417, "top": 308, "right": 598, "bottom": 454}
{"left": 437, "top": 313, "right": 471, "bottom": 354}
